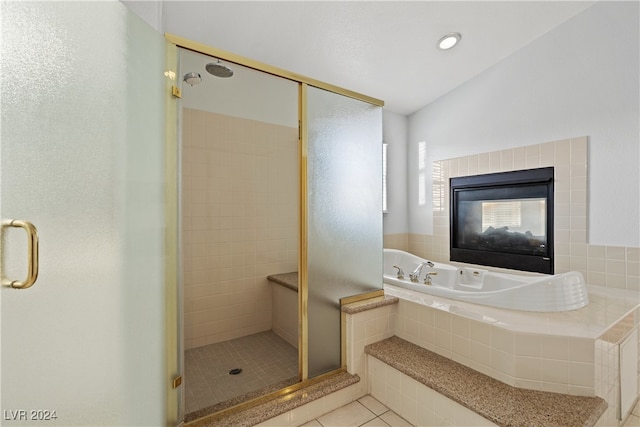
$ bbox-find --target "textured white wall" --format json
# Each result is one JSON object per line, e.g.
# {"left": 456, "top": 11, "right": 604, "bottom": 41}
{"left": 121, "top": 1, "right": 163, "bottom": 33}
{"left": 407, "top": 1, "right": 639, "bottom": 246}
{"left": 180, "top": 49, "right": 299, "bottom": 128}
{"left": 121, "top": 1, "right": 299, "bottom": 129}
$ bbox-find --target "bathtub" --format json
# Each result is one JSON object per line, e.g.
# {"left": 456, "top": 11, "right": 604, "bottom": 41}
{"left": 383, "top": 249, "right": 589, "bottom": 312}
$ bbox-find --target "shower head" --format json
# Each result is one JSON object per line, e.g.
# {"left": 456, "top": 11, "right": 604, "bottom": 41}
{"left": 205, "top": 60, "right": 234, "bottom": 78}
{"left": 183, "top": 72, "right": 202, "bottom": 86}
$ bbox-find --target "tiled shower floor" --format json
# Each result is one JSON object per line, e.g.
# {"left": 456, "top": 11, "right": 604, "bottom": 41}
{"left": 185, "top": 331, "right": 299, "bottom": 415}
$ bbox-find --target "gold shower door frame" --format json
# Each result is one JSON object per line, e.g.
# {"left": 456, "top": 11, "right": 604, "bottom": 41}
{"left": 164, "top": 33, "right": 384, "bottom": 424}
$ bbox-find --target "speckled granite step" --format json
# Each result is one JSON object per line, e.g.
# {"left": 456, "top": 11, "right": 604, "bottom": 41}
{"left": 365, "top": 336, "right": 607, "bottom": 427}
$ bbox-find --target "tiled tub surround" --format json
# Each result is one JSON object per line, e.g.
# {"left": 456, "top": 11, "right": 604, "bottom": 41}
{"left": 244, "top": 284, "right": 637, "bottom": 426}
{"left": 379, "top": 136, "right": 640, "bottom": 424}
{"left": 344, "top": 296, "right": 399, "bottom": 384}
{"left": 387, "top": 285, "right": 640, "bottom": 426}
{"left": 255, "top": 286, "right": 635, "bottom": 426}
{"left": 182, "top": 108, "right": 299, "bottom": 349}
{"left": 597, "top": 312, "right": 640, "bottom": 425}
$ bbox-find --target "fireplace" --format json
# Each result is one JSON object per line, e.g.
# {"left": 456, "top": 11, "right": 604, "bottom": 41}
{"left": 449, "top": 167, "right": 554, "bottom": 274}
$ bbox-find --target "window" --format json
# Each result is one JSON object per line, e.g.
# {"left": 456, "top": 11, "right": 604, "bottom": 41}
{"left": 432, "top": 160, "right": 444, "bottom": 212}
{"left": 418, "top": 141, "right": 427, "bottom": 206}
{"left": 382, "top": 143, "right": 388, "bottom": 212}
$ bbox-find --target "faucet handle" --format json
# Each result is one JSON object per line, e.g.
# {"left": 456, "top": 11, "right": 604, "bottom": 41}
{"left": 393, "top": 265, "right": 404, "bottom": 279}
{"left": 423, "top": 272, "right": 437, "bottom": 285}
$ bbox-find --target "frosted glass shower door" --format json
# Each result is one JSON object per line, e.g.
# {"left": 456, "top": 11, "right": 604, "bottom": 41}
{"left": 306, "top": 86, "right": 383, "bottom": 377}
{"left": 1, "top": 2, "right": 169, "bottom": 425}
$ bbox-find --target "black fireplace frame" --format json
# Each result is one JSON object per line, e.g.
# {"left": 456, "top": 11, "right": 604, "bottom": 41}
{"left": 449, "top": 167, "right": 554, "bottom": 274}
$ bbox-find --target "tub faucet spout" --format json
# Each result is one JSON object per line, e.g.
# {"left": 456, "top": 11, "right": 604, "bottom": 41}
{"left": 409, "top": 261, "right": 435, "bottom": 282}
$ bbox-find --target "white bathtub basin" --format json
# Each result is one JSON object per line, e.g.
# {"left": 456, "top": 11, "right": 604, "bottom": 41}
{"left": 383, "top": 249, "right": 589, "bottom": 312}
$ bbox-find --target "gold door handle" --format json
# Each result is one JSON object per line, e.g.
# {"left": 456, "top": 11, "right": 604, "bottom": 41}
{"left": 2, "top": 219, "right": 39, "bottom": 289}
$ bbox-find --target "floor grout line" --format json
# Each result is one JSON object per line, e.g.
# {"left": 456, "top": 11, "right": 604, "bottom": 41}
{"left": 302, "top": 396, "right": 410, "bottom": 427}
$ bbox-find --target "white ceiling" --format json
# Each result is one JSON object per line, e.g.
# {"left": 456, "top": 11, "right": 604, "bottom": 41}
{"left": 162, "top": 1, "right": 596, "bottom": 115}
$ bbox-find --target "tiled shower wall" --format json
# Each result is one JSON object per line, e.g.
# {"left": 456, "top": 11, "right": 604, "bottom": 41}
{"left": 384, "top": 136, "right": 640, "bottom": 292}
{"left": 182, "top": 108, "right": 299, "bottom": 349}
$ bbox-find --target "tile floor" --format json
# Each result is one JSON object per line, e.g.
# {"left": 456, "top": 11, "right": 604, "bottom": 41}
{"left": 299, "top": 395, "right": 411, "bottom": 427}
{"left": 624, "top": 400, "right": 640, "bottom": 427}
{"left": 185, "top": 331, "right": 298, "bottom": 414}
{"left": 300, "top": 395, "right": 640, "bottom": 427}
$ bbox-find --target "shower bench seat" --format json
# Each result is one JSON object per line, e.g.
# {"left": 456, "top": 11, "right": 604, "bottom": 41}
{"left": 365, "top": 336, "right": 607, "bottom": 427}
{"left": 267, "top": 272, "right": 298, "bottom": 292}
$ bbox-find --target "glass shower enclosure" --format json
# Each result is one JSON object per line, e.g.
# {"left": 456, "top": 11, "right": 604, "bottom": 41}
{"left": 306, "top": 86, "right": 383, "bottom": 377}
{"left": 1, "top": 2, "right": 169, "bottom": 425}
{"left": 169, "top": 34, "right": 384, "bottom": 421}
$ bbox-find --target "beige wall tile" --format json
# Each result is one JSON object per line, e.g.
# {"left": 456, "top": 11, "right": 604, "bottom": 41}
{"left": 490, "top": 151, "right": 501, "bottom": 171}
{"left": 627, "top": 247, "right": 640, "bottom": 263}
{"left": 627, "top": 262, "right": 640, "bottom": 277}
{"left": 540, "top": 141, "right": 555, "bottom": 166}
{"left": 457, "top": 156, "right": 469, "bottom": 176}
{"left": 467, "top": 154, "right": 479, "bottom": 175}
{"left": 513, "top": 147, "right": 527, "bottom": 170}
{"left": 515, "top": 356, "right": 540, "bottom": 381}
{"left": 515, "top": 333, "right": 541, "bottom": 357}
{"left": 568, "top": 337, "right": 595, "bottom": 364}
{"left": 554, "top": 146, "right": 570, "bottom": 168}
{"left": 478, "top": 152, "right": 491, "bottom": 174}
{"left": 569, "top": 362, "right": 595, "bottom": 388}
{"left": 540, "top": 335, "right": 569, "bottom": 360}
{"left": 491, "top": 348, "right": 515, "bottom": 377}
{"left": 470, "top": 321, "right": 492, "bottom": 346}
{"left": 540, "top": 358, "right": 568, "bottom": 384}
{"left": 434, "top": 310, "right": 452, "bottom": 331}
{"left": 570, "top": 137, "right": 588, "bottom": 164}
{"left": 491, "top": 326, "right": 514, "bottom": 353}
{"left": 182, "top": 108, "right": 298, "bottom": 348}
{"left": 500, "top": 149, "right": 514, "bottom": 171}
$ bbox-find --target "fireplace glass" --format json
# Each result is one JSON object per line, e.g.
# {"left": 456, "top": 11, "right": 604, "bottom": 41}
{"left": 450, "top": 167, "right": 554, "bottom": 274}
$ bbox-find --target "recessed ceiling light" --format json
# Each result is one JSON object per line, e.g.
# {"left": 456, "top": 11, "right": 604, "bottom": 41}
{"left": 437, "top": 33, "right": 462, "bottom": 50}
